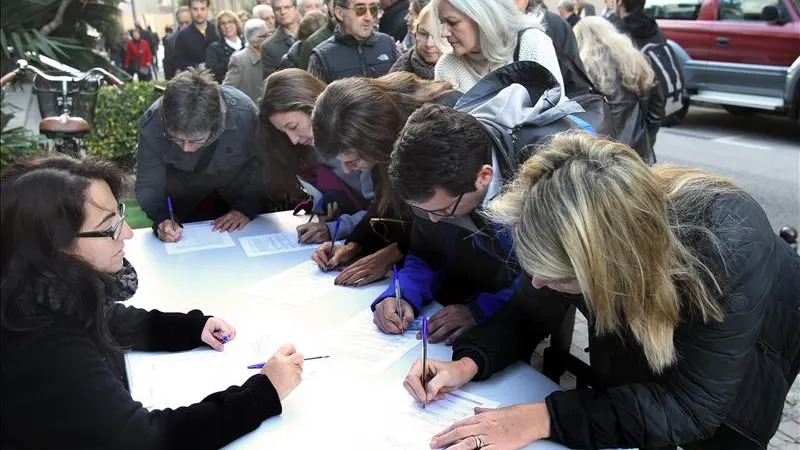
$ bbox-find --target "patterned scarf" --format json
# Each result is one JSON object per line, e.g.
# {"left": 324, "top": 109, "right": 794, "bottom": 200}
{"left": 34, "top": 259, "right": 139, "bottom": 315}
{"left": 409, "top": 49, "right": 435, "bottom": 80}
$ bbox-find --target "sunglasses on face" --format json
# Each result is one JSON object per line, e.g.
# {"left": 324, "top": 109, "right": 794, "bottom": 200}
{"left": 343, "top": 3, "right": 380, "bottom": 17}
{"left": 413, "top": 193, "right": 464, "bottom": 219}
{"left": 76, "top": 203, "right": 127, "bottom": 241}
{"left": 369, "top": 218, "right": 409, "bottom": 243}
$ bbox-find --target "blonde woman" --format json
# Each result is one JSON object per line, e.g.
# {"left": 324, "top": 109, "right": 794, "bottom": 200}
{"left": 390, "top": 3, "right": 446, "bottom": 79}
{"left": 403, "top": 133, "right": 800, "bottom": 450}
{"left": 206, "top": 10, "right": 245, "bottom": 82}
{"left": 431, "top": 0, "right": 565, "bottom": 99}
{"left": 575, "top": 16, "right": 662, "bottom": 163}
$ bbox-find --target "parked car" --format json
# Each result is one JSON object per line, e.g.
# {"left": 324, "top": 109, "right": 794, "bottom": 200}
{"left": 646, "top": 0, "right": 800, "bottom": 123}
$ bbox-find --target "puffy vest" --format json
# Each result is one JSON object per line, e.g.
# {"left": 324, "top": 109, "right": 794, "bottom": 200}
{"left": 311, "top": 30, "right": 396, "bottom": 83}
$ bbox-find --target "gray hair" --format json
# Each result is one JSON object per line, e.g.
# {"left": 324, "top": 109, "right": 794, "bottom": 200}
{"left": 252, "top": 4, "right": 274, "bottom": 18}
{"left": 431, "top": 0, "right": 543, "bottom": 65}
{"left": 557, "top": 0, "right": 575, "bottom": 12}
{"left": 244, "top": 18, "right": 268, "bottom": 44}
{"left": 162, "top": 69, "right": 224, "bottom": 140}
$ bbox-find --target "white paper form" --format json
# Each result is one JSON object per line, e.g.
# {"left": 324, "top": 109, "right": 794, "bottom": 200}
{"left": 239, "top": 233, "right": 316, "bottom": 257}
{"left": 325, "top": 309, "right": 422, "bottom": 374}
{"left": 128, "top": 335, "right": 274, "bottom": 410}
{"left": 164, "top": 221, "right": 236, "bottom": 255}
{"left": 240, "top": 261, "right": 338, "bottom": 306}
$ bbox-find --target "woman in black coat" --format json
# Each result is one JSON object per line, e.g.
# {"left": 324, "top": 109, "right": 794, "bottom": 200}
{"left": 0, "top": 155, "right": 303, "bottom": 450}
{"left": 403, "top": 133, "right": 800, "bottom": 450}
{"left": 206, "top": 10, "right": 245, "bottom": 83}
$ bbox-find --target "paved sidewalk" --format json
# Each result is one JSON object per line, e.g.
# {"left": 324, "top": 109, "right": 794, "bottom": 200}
{"left": 532, "top": 312, "right": 800, "bottom": 449}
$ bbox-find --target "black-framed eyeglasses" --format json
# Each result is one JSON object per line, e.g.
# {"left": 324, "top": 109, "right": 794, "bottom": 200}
{"left": 369, "top": 218, "right": 409, "bottom": 243}
{"left": 342, "top": 3, "right": 380, "bottom": 17}
{"left": 413, "top": 193, "right": 464, "bottom": 219}
{"left": 76, "top": 203, "right": 127, "bottom": 240}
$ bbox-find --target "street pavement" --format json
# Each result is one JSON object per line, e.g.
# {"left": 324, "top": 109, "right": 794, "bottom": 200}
{"left": 532, "top": 106, "right": 800, "bottom": 450}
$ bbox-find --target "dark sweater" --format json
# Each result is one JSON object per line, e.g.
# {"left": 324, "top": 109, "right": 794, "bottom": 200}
{"left": 174, "top": 22, "right": 219, "bottom": 71}
{"left": 1, "top": 303, "right": 282, "bottom": 449}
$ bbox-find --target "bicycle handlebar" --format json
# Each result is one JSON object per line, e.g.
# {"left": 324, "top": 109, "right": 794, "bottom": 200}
{"left": 0, "top": 59, "right": 124, "bottom": 88}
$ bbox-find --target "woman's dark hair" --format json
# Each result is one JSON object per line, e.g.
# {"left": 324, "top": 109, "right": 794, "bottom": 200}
{"left": 311, "top": 72, "right": 455, "bottom": 213}
{"left": 258, "top": 69, "right": 327, "bottom": 207}
{"left": 1, "top": 154, "right": 125, "bottom": 349}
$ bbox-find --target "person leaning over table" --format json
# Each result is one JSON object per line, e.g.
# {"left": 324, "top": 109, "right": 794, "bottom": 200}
{"left": 402, "top": 132, "right": 800, "bottom": 450}
{"left": 0, "top": 154, "right": 304, "bottom": 450}
{"left": 135, "top": 69, "right": 266, "bottom": 243}
{"left": 309, "top": 73, "right": 461, "bottom": 288}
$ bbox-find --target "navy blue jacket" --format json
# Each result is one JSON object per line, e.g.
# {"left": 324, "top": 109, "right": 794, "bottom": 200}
{"left": 174, "top": 22, "right": 219, "bottom": 71}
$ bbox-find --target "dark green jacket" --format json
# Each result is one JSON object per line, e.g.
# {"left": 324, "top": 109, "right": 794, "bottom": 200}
{"left": 298, "top": 18, "right": 336, "bottom": 70}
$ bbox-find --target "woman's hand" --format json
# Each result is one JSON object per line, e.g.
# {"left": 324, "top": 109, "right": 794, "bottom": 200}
{"left": 429, "top": 403, "right": 550, "bottom": 450}
{"left": 200, "top": 317, "right": 236, "bottom": 351}
{"left": 334, "top": 243, "right": 403, "bottom": 286}
{"left": 296, "top": 222, "right": 331, "bottom": 244}
{"left": 403, "top": 357, "right": 479, "bottom": 405}
{"left": 260, "top": 344, "right": 304, "bottom": 401}
{"left": 311, "top": 241, "right": 361, "bottom": 271}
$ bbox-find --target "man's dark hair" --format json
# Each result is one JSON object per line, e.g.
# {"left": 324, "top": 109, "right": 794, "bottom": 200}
{"left": 175, "top": 5, "right": 191, "bottom": 19}
{"left": 620, "top": 0, "right": 645, "bottom": 13}
{"left": 389, "top": 104, "right": 491, "bottom": 203}
{"left": 162, "top": 69, "right": 223, "bottom": 139}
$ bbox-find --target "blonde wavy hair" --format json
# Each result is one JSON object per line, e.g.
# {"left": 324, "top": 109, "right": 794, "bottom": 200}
{"left": 488, "top": 132, "right": 732, "bottom": 373}
{"left": 573, "top": 16, "right": 655, "bottom": 95}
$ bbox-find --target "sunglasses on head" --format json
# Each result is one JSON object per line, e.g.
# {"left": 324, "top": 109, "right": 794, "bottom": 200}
{"left": 342, "top": 2, "right": 379, "bottom": 17}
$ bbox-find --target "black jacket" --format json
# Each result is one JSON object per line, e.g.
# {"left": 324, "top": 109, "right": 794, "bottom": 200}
{"left": 453, "top": 193, "right": 800, "bottom": 449}
{"left": 163, "top": 31, "right": 179, "bottom": 79}
{"left": 261, "top": 26, "right": 298, "bottom": 78}
{"left": 1, "top": 302, "right": 282, "bottom": 450}
{"left": 608, "top": 84, "right": 654, "bottom": 163}
{"left": 174, "top": 22, "right": 219, "bottom": 71}
{"left": 379, "top": 0, "right": 409, "bottom": 43}
{"left": 278, "top": 40, "right": 303, "bottom": 70}
{"left": 206, "top": 38, "right": 244, "bottom": 83}
{"left": 540, "top": 11, "right": 591, "bottom": 98}
{"left": 308, "top": 29, "right": 397, "bottom": 83}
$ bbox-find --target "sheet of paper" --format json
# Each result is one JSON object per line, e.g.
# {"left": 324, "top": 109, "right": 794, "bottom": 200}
{"left": 240, "top": 261, "right": 337, "bottom": 306}
{"left": 128, "top": 335, "right": 275, "bottom": 410}
{"left": 239, "top": 232, "right": 316, "bottom": 257}
{"left": 164, "top": 221, "right": 236, "bottom": 255}
{"left": 326, "top": 309, "right": 422, "bottom": 374}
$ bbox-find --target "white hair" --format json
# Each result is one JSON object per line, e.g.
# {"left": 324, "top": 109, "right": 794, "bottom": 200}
{"left": 252, "top": 4, "right": 274, "bottom": 18}
{"left": 431, "top": 0, "right": 543, "bottom": 65}
{"left": 244, "top": 18, "right": 268, "bottom": 44}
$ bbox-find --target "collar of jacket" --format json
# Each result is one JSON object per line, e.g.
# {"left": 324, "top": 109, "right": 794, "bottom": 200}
{"left": 333, "top": 27, "right": 380, "bottom": 47}
{"left": 272, "top": 25, "right": 296, "bottom": 43}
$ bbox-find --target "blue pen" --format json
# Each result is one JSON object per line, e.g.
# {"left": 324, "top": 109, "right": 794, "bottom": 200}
{"left": 221, "top": 334, "right": 230, "bottom": 343}
{"left": 167, "top": 196, "right": 176, "bottom": 232}
{"left": 393, "top": 265, "right": 404, "bottom": 332}
{"left": 327, "top": 217, "right": 342, "bottom": 261}
{"left": 421, "top": 315, "right": 429, "bottom": 409}
{"left": 247, "top": 355, "right": 329, "bottom": 369}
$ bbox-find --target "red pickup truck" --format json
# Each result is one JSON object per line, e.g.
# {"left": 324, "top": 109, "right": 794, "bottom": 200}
{"left": 646, "top": 0, "right": 800, "bottom": 122}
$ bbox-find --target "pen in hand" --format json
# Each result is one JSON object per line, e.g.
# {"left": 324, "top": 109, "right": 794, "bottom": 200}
{"left": 167, "top": 196, "right": 176, "bottom": 232}
{"left": 247, "top": 355, "right": 329, "bottom": 369}
{"left": 421, "top": 315, "right": 428, "bottom": 409}
{"left": 326, "top": 217, "right": 342, "bottom": 267}
{"left": 393, "top": 265, "right": 403, "bottom": 333}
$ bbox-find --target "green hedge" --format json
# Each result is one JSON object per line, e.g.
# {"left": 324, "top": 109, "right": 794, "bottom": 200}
{"left": 84, "top": 81, "right": 165, "bottom": 172}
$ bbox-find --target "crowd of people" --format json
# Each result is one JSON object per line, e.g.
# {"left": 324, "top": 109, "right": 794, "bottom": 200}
{"left": 3, "top": 0, "right": 800, "bottom": 449}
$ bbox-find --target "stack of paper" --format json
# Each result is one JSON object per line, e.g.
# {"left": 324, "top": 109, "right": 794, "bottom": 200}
{"left": 164, "top": 221, "right": 236, "bottom": 255}
{"left": 238, "top": 233, "right": 316, "bottom": 257}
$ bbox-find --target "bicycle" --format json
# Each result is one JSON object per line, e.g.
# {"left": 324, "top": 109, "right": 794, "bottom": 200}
{"left": 1, "top": 58, "right": 124, "bottom": 158}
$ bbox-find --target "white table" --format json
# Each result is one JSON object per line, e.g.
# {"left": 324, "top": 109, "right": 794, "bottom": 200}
{"left": 124, "top": 211, "right": 569, "bottom": 449}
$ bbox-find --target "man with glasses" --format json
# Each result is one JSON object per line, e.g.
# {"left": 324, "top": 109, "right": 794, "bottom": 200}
{"left": 261, "top": 0, "right": 301, "bottom": 78}
{"left": 371, "top": 103, "right": 528, "bottom": 345}
{"left": 135, "top": 69, "right": 265, "bottom": 242}
{"left": 307, "top": 0, "right": 398, "bottom": 83}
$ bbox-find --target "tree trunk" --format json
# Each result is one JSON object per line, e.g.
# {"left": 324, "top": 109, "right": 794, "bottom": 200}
{"left": 40, "top": 0, "right": 75, "bottom": 37}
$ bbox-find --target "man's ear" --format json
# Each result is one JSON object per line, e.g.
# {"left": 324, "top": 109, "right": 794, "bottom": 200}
{"left": 474, "top": 164, "right": 494, "bottom": 190}
{"left": 334, "top": 5, "right": 345, "bottom": 22}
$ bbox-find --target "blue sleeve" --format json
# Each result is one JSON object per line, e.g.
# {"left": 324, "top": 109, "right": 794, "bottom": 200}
{"left": 325, "top": 210, "right": 367, "bottom": 241}
{"left": 465, "top": 276, "right": 521, "bottom": 324}
{"left": 371, "top": 252, "right": 442, "bottom": 315}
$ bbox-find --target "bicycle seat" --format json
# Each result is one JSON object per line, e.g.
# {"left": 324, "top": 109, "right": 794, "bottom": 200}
{"left": 39, "top": 114, "right": 89, "bottom": 135}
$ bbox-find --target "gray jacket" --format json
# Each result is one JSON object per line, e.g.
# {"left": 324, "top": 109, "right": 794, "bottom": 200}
{"left": 260, "top": 26, "right": 297, "bottom": 79}
{"left": 224, "top": 47, "right": 264, "bottom": 104}
{"left": 135, "top": 86, "right": 264, "bottom": 224}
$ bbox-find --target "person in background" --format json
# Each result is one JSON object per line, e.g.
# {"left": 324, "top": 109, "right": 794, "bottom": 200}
{"left": 261, "top": 0, "right": 301, "bottom": 78}
{"left": 379, "top": 0, "right": 410, "bottom": 43}
{"left": 575, "top": 0, "right": 596, "bottom": 16}
{"left": 558, "top": 0, "right": 581, "bottom": 26}
{"left": 206, "top": 11, "right": 245, "bottom": 83}
{"left": 124, "top": 28, "right": 153, "bottom": 81}
{"left": 403, "top": 132, "right": 800, "bottom": 450}
{"left": 297, "top": 0, "right": 336, "bottom": 69}
{"left": 399, "top": 0, "right": 430, "bottom": 50}
{"left": 0, "top": 155, "right": 304, "bottom": 449}
{"left": 389, "top": 3, "right": 444, "bottom": 79}
{"left": 432, "top": 0, "right": 564, "bottom": 97}
{"left": 308, "top": 0, "right": 398, "bottom": 83}
{"left": 301, "top": 0, "right": 327, "bottom": 14}
{"left": 310, "top": 74, "right": 460, "bottom": 287}
{"left": 225, "top": 19, "right": 270, "bottom": 104}
{"left": 238, "top": 10, "right": 252, "bottom": 22}
{"left": 258, "top": 69, "right": 374, "bottom": 244}
{"left": 109, "top": 30, "right": 128, "bottom": 68}
{"left": 164, "top": 6, "right": 192, "bottom": 79}
{"left": 253, "top": 3, "right": 277, "bottom": 35}
{"left": 278, "top": 10, "right": 327, "bottom": 70}
{"left": 144, "top": 25, "right": 161, "bottom": 77}
{"left": 574, "top": 17, "right": 658, "bottom": 163}
{"left": 136, "top": 70, "right": 264, "bottom": 242}
{"left": 174, "top": 0, "right": 219, "bottom": 72}
{"left": 601, "top": 0, "right": 622, "bottom": 26}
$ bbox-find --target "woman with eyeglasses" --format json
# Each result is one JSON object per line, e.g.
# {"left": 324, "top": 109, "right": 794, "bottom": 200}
{"left": 390, "top": 3, "right": 447, "bottom": 79}
{"left": 309, "top": 72, "right": 461, "bottom": 286}
{"left": 1, "top": 155, "right": 304, "bottom": 449}
{"left": 402, "top": 133, "right": 800, "bottom": 450}
{"left": 206, "top": 10, "right": 245, "bottom": 83}
{"left": 432, "top": 0, "right": 565, "bottom": 98}
{"left": 259, "top": 69, "right": 375, "bottom": 245}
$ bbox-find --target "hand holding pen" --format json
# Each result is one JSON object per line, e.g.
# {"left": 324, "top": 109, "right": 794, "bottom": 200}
{"left": 258, "top": 344, "right": 304, "bottom": 401}
{"left": 394, "top": 265, "right": 404, "bottom": 334}
{"left": 200, "top": 317, "right": 236, "bottom": 351}
{"left": 157, "top": 196, "right": 183, "bottom": 242}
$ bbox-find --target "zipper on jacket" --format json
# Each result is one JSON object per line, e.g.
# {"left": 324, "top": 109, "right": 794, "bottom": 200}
{"left": 358, "top": 44, "right": 367, "bottom": 76}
